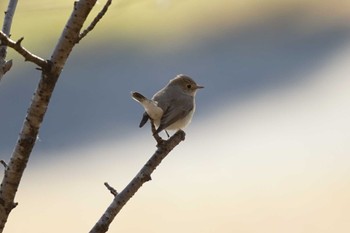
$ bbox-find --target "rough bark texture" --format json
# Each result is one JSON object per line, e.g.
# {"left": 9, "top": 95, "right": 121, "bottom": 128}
{"left": 90, "top": 130, "right": 186, "bottom": 233}
{"left": 0, "top": 1, "right": 99, "bottom": 232}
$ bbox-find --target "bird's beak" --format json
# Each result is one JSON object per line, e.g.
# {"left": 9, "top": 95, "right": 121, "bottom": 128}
{"left": 196, "top": 85, "right": 204, "bottom": 89}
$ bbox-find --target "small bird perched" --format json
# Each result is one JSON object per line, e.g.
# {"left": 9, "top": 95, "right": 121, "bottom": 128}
{"left": 131, "top": 74, "right": 203, "bottom": 135}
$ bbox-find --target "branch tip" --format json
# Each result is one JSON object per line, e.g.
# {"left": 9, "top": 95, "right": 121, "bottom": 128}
{"left": 175, "top": 130, "right": 186, "bottom": 141}
{"left": 15, "top": 37, "right": 23, "bottom": 45}
{"left": 77, "top": 0, "right": 112, "bottom": 43}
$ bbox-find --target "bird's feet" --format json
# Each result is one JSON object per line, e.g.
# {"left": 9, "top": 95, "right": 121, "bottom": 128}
{"left": 150, "top": 119, "right": 164, "bottom": 146}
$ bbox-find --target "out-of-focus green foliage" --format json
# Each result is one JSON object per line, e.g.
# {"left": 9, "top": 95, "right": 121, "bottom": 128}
{"left": 1, "top": 0, "right": 349, "bottom": 53}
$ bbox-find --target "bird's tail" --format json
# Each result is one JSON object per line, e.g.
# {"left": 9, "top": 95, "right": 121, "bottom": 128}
{"left": 131, "top": 91, "right": 163, "bottom": 129}
{"left": 131, "top": 92, "right": 150, "bottom": 128}
{"left": 131, "top": 91, "right": 147, "bottom": 103}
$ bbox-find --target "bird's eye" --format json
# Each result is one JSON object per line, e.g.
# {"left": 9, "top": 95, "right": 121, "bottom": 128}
{"left": 187, "top": 84, "right": 192, "bottom": 89}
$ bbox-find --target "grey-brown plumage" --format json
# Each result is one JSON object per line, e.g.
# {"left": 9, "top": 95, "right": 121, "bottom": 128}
{"left": 131, "top": 74, "right": 203, "bottom": 135}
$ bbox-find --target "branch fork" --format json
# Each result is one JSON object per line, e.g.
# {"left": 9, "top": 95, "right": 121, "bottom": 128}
{"left": 0, "top": 32, "right": 48, "bottom": 70}
{"left": 0, "top": 0, "right": 113, "bottom": 232}
{"left": 0, "top": 1, "right": 186, "bottom": 233}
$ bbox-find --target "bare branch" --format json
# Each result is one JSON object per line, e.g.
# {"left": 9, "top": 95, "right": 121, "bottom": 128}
{"left": 0, "top": 32, "right": 48, "bottom": 70}
{"left": 78, "top": 0, "right": 112, "bottom": 43}
{"left": 0, "top": 0, "right": 18, "bottom": 80}
{"left": 0, "top": 1, "right": 104, "bottom": 231}
{"left": 90, "top": 130, "right": 186, "bottom": 233}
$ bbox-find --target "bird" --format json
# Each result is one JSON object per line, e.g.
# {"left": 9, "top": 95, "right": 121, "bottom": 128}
{"left": 131, "top": 74, "right": 203, "bottom": 135}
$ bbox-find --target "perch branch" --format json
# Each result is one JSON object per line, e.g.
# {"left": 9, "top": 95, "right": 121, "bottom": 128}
{"left": 89, "top": 130, "right": 186, "bottom": 233}
{"left": 0, "top": 31, "right": 48, "bottom": 70}
{"left": 77, "top": 0, "right": 112, "bottom": 43}
{"left": 0, "top": 0, "right": 18, "bottom": 80}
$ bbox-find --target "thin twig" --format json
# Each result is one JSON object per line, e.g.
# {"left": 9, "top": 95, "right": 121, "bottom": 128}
{"left": 0, "top": 160, "right": 7, "bottom": 169}
{"left": 77, "top": 0, "right": 112, "bottom": 43}
{"left": 90, "top": 130, "right": 186, "bottom": 233}
{"left": 0, "top": 32, "right": 48, "bottom": 70}
{"left": 104, "top": 182, "right": 118, "bottom": 196}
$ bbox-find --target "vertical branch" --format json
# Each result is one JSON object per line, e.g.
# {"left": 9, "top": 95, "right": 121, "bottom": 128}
{"left": 0, "top": 0, "right": 103, "bottom": 232}
{"left": 0, "top": 0, "right": 18, "bottom": 80}
{"left": 1, "top": 0, "right": 17, "bottom": 37}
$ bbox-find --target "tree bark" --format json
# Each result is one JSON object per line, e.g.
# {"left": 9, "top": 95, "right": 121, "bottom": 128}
{"left": 1, "top": 2, "right": 185, "bottom": 233}
{"left": 0, "top": 1, "right": 100, "bottom": 231}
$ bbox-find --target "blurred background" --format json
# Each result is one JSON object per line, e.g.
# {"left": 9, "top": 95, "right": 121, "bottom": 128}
{"left": 1, "top": 0, "right": 350, "bottom": 232}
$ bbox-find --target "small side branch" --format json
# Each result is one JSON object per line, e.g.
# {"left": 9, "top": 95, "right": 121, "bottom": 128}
{"left": 0, "top": 160, "right": 8, "bottom": 169}
{"left": 90, "top": 130, "right": 186, "bottom": 233}
{"left": 77, "top": 0, "right": 112, "bottom": 43}
{"left": 104, "top": 182, "right": 118, "bottom": 196}
{"left": 0, "top": 31, "right": 48, "bottom": 70}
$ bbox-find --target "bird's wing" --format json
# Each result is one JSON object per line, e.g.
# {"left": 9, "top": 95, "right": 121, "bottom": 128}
{"left": 155, "top": 96, "right": 193, "bottom": 134}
